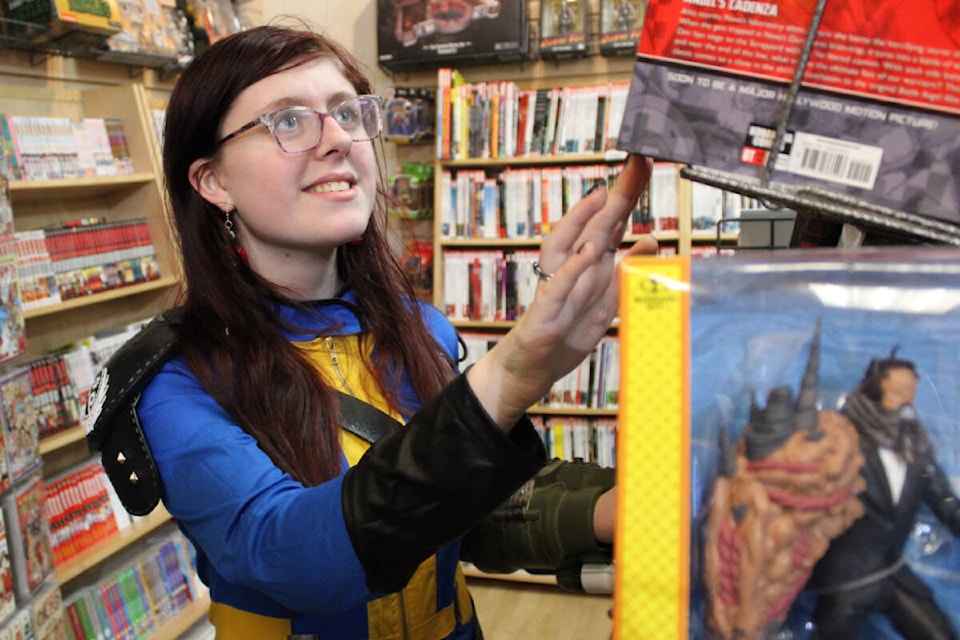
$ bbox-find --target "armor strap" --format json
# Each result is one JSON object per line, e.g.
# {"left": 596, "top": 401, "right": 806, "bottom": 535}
{"left": 83, "top": 309, "right": 184, "bottom": 516}
{"left": 83, "top": 309, "right": 398, "bottom": 516}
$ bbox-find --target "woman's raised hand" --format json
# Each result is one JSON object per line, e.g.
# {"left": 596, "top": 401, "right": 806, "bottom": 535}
{"left": 467, "top": 155, "right": 659, "bottom": 429}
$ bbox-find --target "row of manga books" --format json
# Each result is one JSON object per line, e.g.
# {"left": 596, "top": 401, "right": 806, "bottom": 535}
{"left": 436, "top": 69, "right": 630, "bottom": 161}
{"left": 438, "top": 163, "right": 631, "bottom": 240}
{"left": 0, "top": 464, "right": 199, "bottom": 639}
{"left": 529, "top": 415, "right": 618, "bottom": 469}
{"left": 438, "top": 161, "right": 758, "bottom": 242}
{"left": 44, "top": 459, "right": 128, "bottom": 568}
{"left": 62, "top": 534, "right": 203, "bottom": 640}
{"left": 15, "top": 219, "right": 161, "bottom": 309}
{"left": 0, "top": 116, "right": 134, "bottom": 183}
{"left": 443, "top": 249, "right": 540, "bottom": 323}
{"left": 442, "top": 248, "right": 637, "bottom": 327}
{"left": 460, "top": 332, "right": 620, "bottom": 411}
{"left": 0, "top": 314, "right": 153, "bottom": 495}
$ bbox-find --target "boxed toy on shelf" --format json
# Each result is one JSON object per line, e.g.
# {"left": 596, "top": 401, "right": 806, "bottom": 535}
{"left": 377, "top": 0, "right": 530, "bottom": 71}
{"left": 616, "top": 0, "right": 960, "bottom": 238}
{"left": 539, "top": 0, "right": 588, "bottom": 59}
{"left": 616, "top": 248, "right": 960, "bottom": 639}
{"left": 598, "top": 0, "right": 645, "bottom": 57}
{"left": 384, "top": 87, "right": 436, "bottom": 143}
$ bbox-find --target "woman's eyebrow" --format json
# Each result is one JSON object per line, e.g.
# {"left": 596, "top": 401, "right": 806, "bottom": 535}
{"left": 259, "top": 91, "right": 357, "bottom": 114}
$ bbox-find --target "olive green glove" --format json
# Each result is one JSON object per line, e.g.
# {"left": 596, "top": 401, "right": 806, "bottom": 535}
{"left": 461, "top": 458, "right": 615, "bottom": 591}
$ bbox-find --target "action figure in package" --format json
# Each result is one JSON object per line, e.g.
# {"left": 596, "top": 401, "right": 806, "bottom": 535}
{"left": 539, "top": 0, "right": 587, "bottom": 59}
{"left": 599, "top": 0, "right": 644, "bottom": 57}
{"left": 616, "top": 249, "right": 960, "bottom": 640}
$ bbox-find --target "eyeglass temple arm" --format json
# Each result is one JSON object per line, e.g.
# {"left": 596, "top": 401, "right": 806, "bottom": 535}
{"left": 219, "top": 119, "right": 263, "bottom": 146}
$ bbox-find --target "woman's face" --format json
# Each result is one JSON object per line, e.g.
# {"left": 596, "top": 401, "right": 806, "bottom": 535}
{"left": 194, "top": 58, "right": 379, "bottom": 286}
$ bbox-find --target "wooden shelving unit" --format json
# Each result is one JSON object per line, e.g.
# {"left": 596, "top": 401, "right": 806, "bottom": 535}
{"left": 0, "top": 58, "right": 200, "bottom": 636}
{"left": 152, "top": 593, "right": 211, "bottom": 640}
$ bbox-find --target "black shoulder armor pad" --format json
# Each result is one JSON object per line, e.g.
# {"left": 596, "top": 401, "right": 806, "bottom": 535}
{"left": 83, "top": 309, "right": 183, "bottom": 516}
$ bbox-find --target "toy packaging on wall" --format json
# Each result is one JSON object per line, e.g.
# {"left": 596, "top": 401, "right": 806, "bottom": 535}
{"left": 384, "top": 87, "right": 437, "bottom": 143}
{"left": 388, "top": 162, "right": 435, "bottom": 219}
{"left": 2, "top": 0, "right": 123, "bottom": 48}
{"left": 104, "top": 0, "right": 192, "bottom": 66}
{"left": 615, "top": 248, "right": 960, "bottom": 640}
{"left": 598, "top": 0, "right": 645, "bottom": 57}
{"left": 539, "top": 0, "right": 588, "bottom": 60}
{"left": 377, "top": 0, "right": 530, "bottom": 72}
{"left": 616, "top": 0, "right": 960, "bottom": 231}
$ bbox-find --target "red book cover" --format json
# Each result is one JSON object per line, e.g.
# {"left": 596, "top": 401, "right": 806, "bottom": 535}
{"left": 65, "top": 602, "right": 85, "bottom": 640}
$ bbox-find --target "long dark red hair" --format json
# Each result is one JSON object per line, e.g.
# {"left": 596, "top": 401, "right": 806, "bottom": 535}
{"left": 163, "top": 23, "right": 454, "bottom": 485}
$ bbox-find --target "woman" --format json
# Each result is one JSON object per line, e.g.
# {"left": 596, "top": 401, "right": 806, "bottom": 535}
{"left": 86, "top": 22, "right": 656, "bottom": 639}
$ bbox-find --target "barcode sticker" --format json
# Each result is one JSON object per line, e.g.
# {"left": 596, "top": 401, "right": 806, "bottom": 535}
{"left": 787, "top": 132, "right": 884, "bottom": 190}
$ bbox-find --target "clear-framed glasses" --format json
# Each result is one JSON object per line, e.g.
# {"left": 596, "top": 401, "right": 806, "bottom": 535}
{"left": 218, "top": 94, "right": 383, "bottom": 154}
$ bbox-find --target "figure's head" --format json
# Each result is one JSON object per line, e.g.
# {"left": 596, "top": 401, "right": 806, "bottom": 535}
{"left": 859, "top": 349, "right": 918, "bottom": 412}
{"left": 163, "top": 23, "right": 386, "bottom": 297}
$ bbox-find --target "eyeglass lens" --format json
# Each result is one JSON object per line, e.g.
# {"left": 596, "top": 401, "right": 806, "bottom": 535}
{"left": 269, "top": 96, "right": 382, "bottom": 154}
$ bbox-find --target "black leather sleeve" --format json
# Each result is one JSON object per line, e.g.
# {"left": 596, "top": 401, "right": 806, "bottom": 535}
{"left": 341, "top": 373, "right": 547, "bottom": 593}
{"left": 923, "top": 461, "right": 960, "bottom": 537}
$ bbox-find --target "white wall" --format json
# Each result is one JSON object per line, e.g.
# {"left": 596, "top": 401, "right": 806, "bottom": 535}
{"left": 260, "top": 0, "right": 392, "bottom": 94}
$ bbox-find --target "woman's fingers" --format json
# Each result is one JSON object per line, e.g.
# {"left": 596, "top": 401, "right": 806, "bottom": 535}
{"left": 539, "top": 155, "right": 653, "bottom": 273}
{"left": 539, "top": 184, "right": 609, "bottom": 271}
{"left": 610, "top": 154, "right": 653, "bottom": 203}
{"left": 565, "top": 155, "right": 654, "bottom": 255}
{"left": 623, "top": 234, "right": 659, "bottom": 257}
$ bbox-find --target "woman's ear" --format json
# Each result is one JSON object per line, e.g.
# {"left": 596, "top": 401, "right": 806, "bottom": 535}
{"left": 189, "top": 157, "right": 233, "bottom": 210}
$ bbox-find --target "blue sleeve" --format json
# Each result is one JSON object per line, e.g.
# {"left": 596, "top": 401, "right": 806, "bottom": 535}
{"left": 418, "top": 301, "right": 460, "bottom": 364}
{"left": 138, "top": 358, "right": 374, "bottom": 615}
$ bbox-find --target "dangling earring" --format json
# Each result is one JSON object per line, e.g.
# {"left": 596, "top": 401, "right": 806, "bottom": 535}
{"left": 224, "top": 209, "right": 249, "bottom": 264}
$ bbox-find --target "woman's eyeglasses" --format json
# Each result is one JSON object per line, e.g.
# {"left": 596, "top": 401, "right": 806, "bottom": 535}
{"left": 218, "top": 94, "right": 383, "bottom": 154}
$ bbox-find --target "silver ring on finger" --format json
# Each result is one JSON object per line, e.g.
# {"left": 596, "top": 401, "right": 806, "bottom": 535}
{"left": 532, "top": 261, "right": 554, "bottom": 282}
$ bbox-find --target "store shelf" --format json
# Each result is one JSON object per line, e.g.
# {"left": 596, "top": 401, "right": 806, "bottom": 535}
{"left": 24, "top": 276, "right": 178, "bottom": 319}
{"left": 9, "top": 173, "right": 156, "bottom": 203}
{"left": 452, "top": 320, "right": 516, "bottom": 331}
{"left": 39, "top": 425, "right": 87, "bottom": 456}
{"left": 462, "top": 563, "right": 558, "bottom": 586}
{"left": 527, "top": 407, "right": 618, "bottom": 417}
{"left": 152, "top": 592, "right": 211, "bottom": 640}
{"left": 56, "top": 506, "right": 174, "bottom": 584}
{"left": 440, "top": 151, "right": 628, "bottom": 169}
{"left": 439, "top": 237, "right": 543, "bottom": 248}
